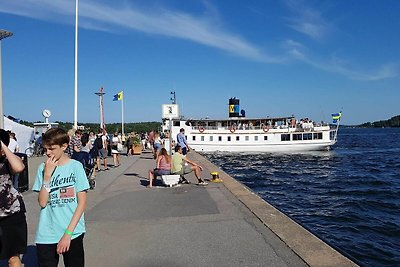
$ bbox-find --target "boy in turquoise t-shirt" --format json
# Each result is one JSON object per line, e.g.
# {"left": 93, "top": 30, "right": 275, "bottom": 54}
{"left": 33, "top": 128, "right": 89, "bottom": 267}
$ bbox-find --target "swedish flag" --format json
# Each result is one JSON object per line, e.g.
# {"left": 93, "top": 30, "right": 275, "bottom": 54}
{"left": 332, "top": 112, "right": 342, "bottom": 123}
{"left": 113, "top": 91, "right": 123, "bottom": 101}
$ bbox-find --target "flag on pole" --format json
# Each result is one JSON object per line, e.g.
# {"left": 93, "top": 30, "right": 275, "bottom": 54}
{"left": 113, "top": 91, "right": 123, "bottom": 101}
{"left": 113, "top": 91, "right": 125, "bottom": 136}
{"left": 332, "top": 112, "right": 342, "bottom": 123}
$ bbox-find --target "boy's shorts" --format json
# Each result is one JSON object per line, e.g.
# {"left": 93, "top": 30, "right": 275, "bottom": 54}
{"left": 0, "top": 212, "right": 27, "bottom": 260}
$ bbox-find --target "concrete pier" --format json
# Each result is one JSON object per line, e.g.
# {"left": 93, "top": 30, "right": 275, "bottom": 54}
{"left": 4, "top": 150, "right": 357, "bottom": 267}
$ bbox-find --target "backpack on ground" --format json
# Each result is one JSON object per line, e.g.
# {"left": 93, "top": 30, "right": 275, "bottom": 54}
{"left": 94, "top": 136, "right": 103, "bottom": 149}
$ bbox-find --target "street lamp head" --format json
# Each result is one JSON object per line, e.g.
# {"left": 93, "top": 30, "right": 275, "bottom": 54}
{"left": 0, "top": 30, "right": 13, "bottom": 41}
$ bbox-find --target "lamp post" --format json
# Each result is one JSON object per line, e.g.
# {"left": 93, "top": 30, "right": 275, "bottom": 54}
{"left": 95, "top": 86, "right": 106, "bottom": 130}
{"left": 0, "top": 30, "right": 13, "bottom": 129}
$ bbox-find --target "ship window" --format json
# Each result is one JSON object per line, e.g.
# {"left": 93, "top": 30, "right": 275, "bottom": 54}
{"left": 264, "top": 136, "right": 268, "bottom": 141}
{"left": 245, "top": 136, "right": 249, "bottom": 141}
{"left": 236, "top": 136, "right": 240, "bottom": 141}
{"left": 293, "top": 134, "right": 302, "bottom": 141}
{"left": 254, "top": 136, "right": 258, "bottom": 141}
{"left": 192, "top": 136, "right": 196, "bottom": 141}
{"left": 209, "top": 136, "right": 213, "bottom": 141}
{"left": 218, "top": 136, "right": 222, "bottom": 141}
{"left": 313, "top": 133, "right": 323, "bottom": 140}
{"left": 201, "top": 136, "right": 205, "bottom": 141}
{"left": 173, "top": 121, "right": 180, "bottom": 126}
{"left": 227, "top": 136, "right": 231, "bottom": 141}
{"left": 281, "top": 134, "right": 290, "bottom": 141}
{"left": 303, "top": 133, "right": 312, "bottom": 140}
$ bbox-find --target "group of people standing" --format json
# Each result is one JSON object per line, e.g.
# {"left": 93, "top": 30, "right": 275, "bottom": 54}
{"left": 68, "top": 129, "right": 123, "bottom": 170}
{"left": 1, "top": 127, "right": 90, "bottom": 267}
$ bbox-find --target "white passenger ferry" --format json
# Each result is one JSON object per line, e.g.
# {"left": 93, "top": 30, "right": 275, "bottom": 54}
{"left": 162, "top": 99, "right": 340, "bottom": 152}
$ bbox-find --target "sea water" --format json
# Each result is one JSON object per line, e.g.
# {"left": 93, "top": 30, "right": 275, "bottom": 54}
{"left": 202, "top": 128, "right": 400, "bottom": 267}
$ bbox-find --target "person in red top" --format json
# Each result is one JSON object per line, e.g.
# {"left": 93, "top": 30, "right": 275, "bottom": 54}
{"left": 148, "top": 131, "right": 154, "bottom": 152}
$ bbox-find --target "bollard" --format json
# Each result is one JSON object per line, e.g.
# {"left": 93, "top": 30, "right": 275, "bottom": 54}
{"left": 210, "top": 171, "right": 222, "bottom": 183}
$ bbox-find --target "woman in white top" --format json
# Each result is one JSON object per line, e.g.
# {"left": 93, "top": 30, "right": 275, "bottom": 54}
{"left": 80, "top": 133, "right": 92, "bottom": 153}
{"left": 111, "top": 132, "right": 122, "bottom": 167}
{"left": 8, "top": 132, "right": 19, "bottom": 153}
{"left": 153, "top": 132, "right": 163, "bottom": 159}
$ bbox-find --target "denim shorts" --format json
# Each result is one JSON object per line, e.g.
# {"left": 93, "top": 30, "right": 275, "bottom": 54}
{"left": 154, "top": 143, "right": 162, "bottom": 151}
{"left": 153, "top": 169, "right": 170, "bottom": 177}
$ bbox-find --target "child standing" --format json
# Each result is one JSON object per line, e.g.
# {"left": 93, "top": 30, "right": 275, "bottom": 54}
{"left": 0, "top": 129, "right": 27, "bottom": 267}
{"left": 33, "top": 128, "right": 90, "bottom": 267}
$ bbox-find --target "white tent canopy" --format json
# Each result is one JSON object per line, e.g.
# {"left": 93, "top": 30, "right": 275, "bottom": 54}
{"left": 4, "top": 116, "right": 35, "bottom": 153}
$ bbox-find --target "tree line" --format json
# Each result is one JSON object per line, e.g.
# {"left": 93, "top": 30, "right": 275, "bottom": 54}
{"left": 18, "top": 120, "right": 162, "bottom": 134}
{"left": 358, "top": 115, "right": 400, "bottom": 128}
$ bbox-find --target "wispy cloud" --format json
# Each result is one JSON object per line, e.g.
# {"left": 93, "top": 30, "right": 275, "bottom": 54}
{"left": 284, "top": 40, "right": 399, "bottom": 80}
{"left": 283, "top": 0, "right": 330, "bottom": 40}
{"left": 281, "top": 0, "right": 399, "bottom": 81}
{"left": 1, "top": 1, "right": 398, "bottom": 81}
{"left": 318, "top": 61, "right": 399, "bottom": 81}
{"left": 0, "top": 0, "right": 283, "bottom": 63}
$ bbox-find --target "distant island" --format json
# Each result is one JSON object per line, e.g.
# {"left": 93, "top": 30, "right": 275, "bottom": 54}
{"left": 358, "top": 115, "right": 400, "bottom": 128}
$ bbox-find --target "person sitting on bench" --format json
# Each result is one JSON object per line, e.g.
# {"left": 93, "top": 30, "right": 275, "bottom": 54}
{"left": 148, "top": 148, "right": 171, "bottom": 188}
{"left": 171, "top": 145, "right": 208, "bottom": 186}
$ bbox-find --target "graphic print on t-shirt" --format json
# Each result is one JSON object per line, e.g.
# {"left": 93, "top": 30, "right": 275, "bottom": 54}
{"left": 48, "top": 172, "right": 77, "bottom": 208}
{"left": 60, "top": 187, "right": 75, "bottom": 198}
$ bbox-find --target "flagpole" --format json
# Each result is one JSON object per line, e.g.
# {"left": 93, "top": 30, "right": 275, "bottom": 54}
{"left": 121, "top": 91, "right": 124, "bottom": 137}
{"left": 334, "top": 119, "right": 340, "bottom": 142}
{"left": 74, "top": 0, "right": 79, "bottom": 129}
{"left": 333, "top": 112, "right": 342, "bottom": 142}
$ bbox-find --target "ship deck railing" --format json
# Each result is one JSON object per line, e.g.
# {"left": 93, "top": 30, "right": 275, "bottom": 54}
{"left": 191, "top": 123, "right": 330, "bottom": 132}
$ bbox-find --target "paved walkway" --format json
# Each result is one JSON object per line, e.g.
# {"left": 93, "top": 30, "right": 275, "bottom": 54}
{"left": 3, "top": 150, "right": 357, "bottom": 267}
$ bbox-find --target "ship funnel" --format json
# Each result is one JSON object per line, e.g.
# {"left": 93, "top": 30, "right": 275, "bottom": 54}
{"left": 229, "top": 98, "right": 240, "bottom": 117}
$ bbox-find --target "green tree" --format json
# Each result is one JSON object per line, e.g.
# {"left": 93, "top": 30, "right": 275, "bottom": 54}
{"left": 359, "top": 115, "right": 400, "bottom": 127}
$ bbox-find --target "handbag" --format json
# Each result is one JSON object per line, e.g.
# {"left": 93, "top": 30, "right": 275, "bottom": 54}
{"left": 117, "top": 143, "right": 123, "bottom": 152}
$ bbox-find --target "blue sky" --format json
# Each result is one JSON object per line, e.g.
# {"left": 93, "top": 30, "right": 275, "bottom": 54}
{"left": 1, "top": 0, "right": 399, "bottom": 125}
